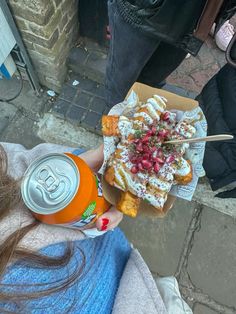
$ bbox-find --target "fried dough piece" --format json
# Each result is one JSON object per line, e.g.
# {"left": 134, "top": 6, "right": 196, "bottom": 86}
{"left": 117, "top": 191, "right": 140, "bottom": 217}
{"left": 175, "top": 170, "right": 193, "bottom": 185}
{"left": 174, "top": 160, "right": 193, "bottom": 185}
{"left": 102, "top": 115, "right": 120, "bottom": 136}
{"left": 104, "top": 166, "right": 115, "bottom": 186}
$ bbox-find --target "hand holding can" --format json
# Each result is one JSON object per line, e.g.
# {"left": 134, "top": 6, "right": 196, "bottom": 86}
{"left": 21, "top": 149, "right": 111, "bottom": 230}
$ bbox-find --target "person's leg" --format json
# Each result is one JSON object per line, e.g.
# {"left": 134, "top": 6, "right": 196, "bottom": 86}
{"left": 137, "top": 41, "right": 187, "bottom": 88}
{"left": 105, "top": 0, "right": 160, "bottom": 108}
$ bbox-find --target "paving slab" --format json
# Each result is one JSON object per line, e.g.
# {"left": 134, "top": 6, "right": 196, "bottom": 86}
{"left": 193, "top": 180, "right": 236, "bottom": 218}
{"left": 120, "top": 198, "right": 195, "bottom": 275}
{"left": 167, "top": 36, "right": 225, "bottom": 94}
{"left": 52, "top": 74, "right": 108, "bottom": 135}
{"left": 68, "top": 46, "right": 106, "bottom": 84}
{"left": 0, "top": 102, "right": 18, "bottom": 135}
{"left": 52, "top": 98, "right": 71, "bottom": 118}
{"left": 59, "top": 84, "right": 77, "bottom": 102}
{"left": 0, "top": 76, "right": 23, "bottom": 100}
{"left": 187, "top": 207, "right": 236, "bottom": 308}
{"left": 66, "top": 104, "right": 87, "bottom": 125}
{"left": 0, "top": 76, "right": 48, "bottom": 115}
{"left": 37, "top": 113, "right": 102, "bottom": 149}
{"left": 194, "top": 303, "right": 218, "bottom": 314}
{"left": 1, "top": 113, "right": 44, "bottom": 148}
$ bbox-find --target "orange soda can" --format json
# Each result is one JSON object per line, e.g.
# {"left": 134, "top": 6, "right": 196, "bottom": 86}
{"left": 21, "top": 152, "right": 110, "bottom": 229}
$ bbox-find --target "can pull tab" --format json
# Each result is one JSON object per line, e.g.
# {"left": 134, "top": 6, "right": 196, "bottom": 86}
{"left": 35, "top": 165, "right": 72, "bottom": 205}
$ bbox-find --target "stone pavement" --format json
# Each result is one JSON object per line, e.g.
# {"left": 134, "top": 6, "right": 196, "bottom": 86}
{"left": 1, "top": 30, "right": 236, "bottom": 313}
{"left": 0, "top": 76, "right": 46, "bottom": 148}
{"left": 167, "top": 16, "right": 236, "bottom": 94}
{"left": 167, "top": 37, "right": 226, "bottom": 94}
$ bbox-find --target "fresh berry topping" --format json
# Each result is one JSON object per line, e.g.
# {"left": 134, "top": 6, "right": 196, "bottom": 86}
{"left": 142, "top": 145, "right": 150, "bottom": 153}
{"left": 143, "top": 153, "right": 150, "bottom": 160}
{"left": 153, "top": 157, "right": 164, "bottom": 164}
{"left": 141, "top": 160, "right": 153, "bottom": 170}
{"left": 166, "top": 155, "right": 175, "bottom": 163}
{"left": 141, "top": 135, "right": 150, "bottom": 143}
{"left": 158, "top": 130, "right": 169, "bottom": 138}
{"left": 151, "top": 126, "right": 157, "bottom": 135}
{"left": 138, "top": 162, "right": 144, "bottom": 171}
{"left": 151, "top": 146, "right": 157, "bottom": 152}
{"left": 154, "top": 163, "right": 160, "bottom": 173}
{"left": 136, "top": 143, "right": 143, "bottom": 152}
{"left": 131, "top": 166, "right": 138, "bottom": 174}
{"left": 162, "top": 112, "right": 170, "bottom": 121}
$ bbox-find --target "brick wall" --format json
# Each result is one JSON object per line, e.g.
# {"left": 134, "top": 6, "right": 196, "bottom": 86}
{"left": 9, "top": 0, "right": 79, "bottom": 92}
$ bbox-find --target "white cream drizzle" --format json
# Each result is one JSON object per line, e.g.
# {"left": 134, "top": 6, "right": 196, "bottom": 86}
{"left": 113, "top": 167, "right": 126, "bottom": 190}
{"left": 178, "top": 143, "right": 189, "bottom": 155}
{"left": 133, "top": 119, "right": 149, "bottom": 130}
{"left": 120, "top": 167, "right": 146, "bottom": 197}
{"left": 137, "top": 172, "right": 149, "bottom": 182}
{"left": 141, "top": 103, "right": 161, "bottom": 121}
{"left": 134, "top": 112, "right": 154, "bottom": 125}
{"left": 168, "top": 112, "right": 177, "bottom": 121}
{"left": 175, "top": 158, "right": 191, "bottom": 176}
{"left": 153, "top": 95, "right": 167, "bottom": 109}
{"left": 149, "top": 176, "right": 172, "bottom": 192}
{"left": 175, "top": 121, "right": 196, "bottom": 138}
{"left": 118, "top": 116, "right": 133, "bottom": 139}
{"left": 144, "top": 193, "right": 166, "bottom": 208}
{"left": 119, "top": 146, "right": 130, "bottom": 162}
{"left": 147, "top": 98, "right": 165, "bottom": 113}
{"left": 158, "top": 164, "right": 176, "bottom": 182}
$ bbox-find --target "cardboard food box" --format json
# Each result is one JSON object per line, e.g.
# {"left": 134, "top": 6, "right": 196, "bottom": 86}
{"left": 101, "top": 82, "right": 206, "bottom": 218}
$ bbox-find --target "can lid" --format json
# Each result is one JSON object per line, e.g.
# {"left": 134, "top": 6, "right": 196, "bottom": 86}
{"left": 21, "top": 153, "right": 80, "bottom": 215}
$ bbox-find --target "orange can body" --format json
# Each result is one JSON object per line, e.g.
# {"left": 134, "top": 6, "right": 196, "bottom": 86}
{"left": 21, "top": 152, "right": 110, "bottom": 229}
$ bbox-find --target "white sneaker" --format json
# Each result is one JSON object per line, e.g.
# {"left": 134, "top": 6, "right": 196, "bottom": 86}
{"left": 215, "top": 21, "right": 234, "bottom": 51}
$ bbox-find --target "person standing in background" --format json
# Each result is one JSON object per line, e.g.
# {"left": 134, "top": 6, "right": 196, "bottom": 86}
{"left": 105, "top": 0, "right": 236, "bottom": 108}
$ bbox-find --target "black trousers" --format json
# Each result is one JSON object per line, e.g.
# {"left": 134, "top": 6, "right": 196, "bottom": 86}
{"left": 105, "top": 0, "right": 187, "bottom": 107}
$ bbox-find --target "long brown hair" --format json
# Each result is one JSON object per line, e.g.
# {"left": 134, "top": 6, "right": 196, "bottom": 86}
{"left": 0, "top": 145, "right": 86, "bottom": 313}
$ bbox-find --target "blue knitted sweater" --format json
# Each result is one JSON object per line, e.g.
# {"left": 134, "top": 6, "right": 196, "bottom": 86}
{"left": 1, "top": 228, "right": 131, "bottom": 314}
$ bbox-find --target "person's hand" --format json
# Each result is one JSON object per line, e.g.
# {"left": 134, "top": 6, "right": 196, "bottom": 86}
{"left": 82, "top": 205, "right": 123, "bottom": 232}
{"left": 95, "top": 206, "right": 123, "bottom": 231}
{"left": 79, "top": 145, "right": 123, "bottom": 231}
{"left": 79, "top": 144, "right": 104, "bottom": 173}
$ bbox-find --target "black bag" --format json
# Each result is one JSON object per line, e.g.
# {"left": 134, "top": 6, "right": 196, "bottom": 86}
{"left": 197, "top": 64, "right": 236, "bottom": 194}
{"left": 226, "top": 33, "right": 236, "bottom": 68}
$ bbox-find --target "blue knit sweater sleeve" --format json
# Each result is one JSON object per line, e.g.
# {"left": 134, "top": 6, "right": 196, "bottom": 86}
{"left": 1, "top": 228, "right": 131, "bottom": 314}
